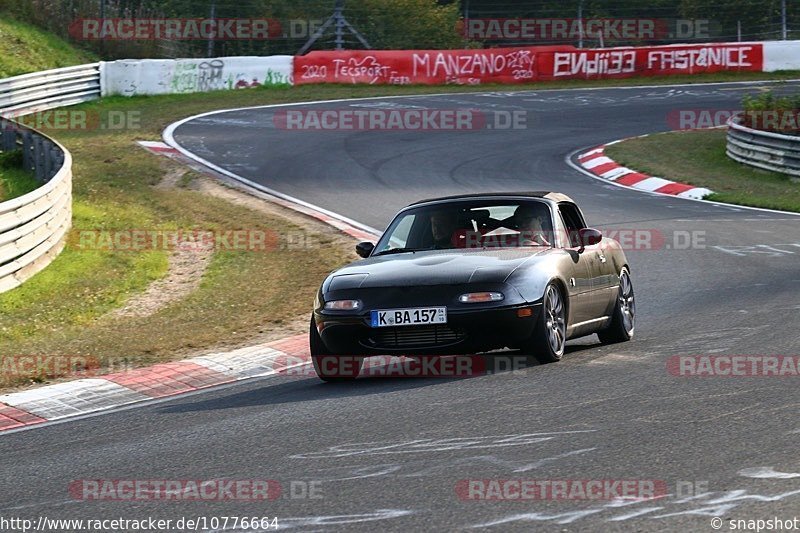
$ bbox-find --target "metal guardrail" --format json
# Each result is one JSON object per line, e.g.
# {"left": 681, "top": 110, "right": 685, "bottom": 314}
{"left": 727, "top": 115, "right": 800, "bottom": 177}
{"left": 0, "top": 64, "right": 101, "bottom": 116}
{"left": 0, "top": 64, "right": 100, "bottom": 294}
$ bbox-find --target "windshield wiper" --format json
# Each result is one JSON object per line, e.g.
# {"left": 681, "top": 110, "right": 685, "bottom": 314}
{"left": 373, "top": 247, "right": 420, "bottom": 256}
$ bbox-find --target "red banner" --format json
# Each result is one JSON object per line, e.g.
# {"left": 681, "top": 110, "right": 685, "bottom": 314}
{"left": 294, "top": 43, "right": 764, "bottom": 86}
{"left": 544, "top": 43, "right": 763, "bottom": 79}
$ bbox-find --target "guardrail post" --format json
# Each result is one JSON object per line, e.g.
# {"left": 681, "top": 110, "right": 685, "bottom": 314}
{"left": 3, "top": 125, "right": 18, "bottom": 152}
{"left": 21, "top": 130, "right": 33, "bottom": 172}
{"left": 53, "top": 149, "right": 64, "bottom": 172}
{"left": 43, "top": 139, "right": 54, "bottom": 180}
{"left": 33, "top": 135, "right": 45, "bottom": 182}
{"left": 50, "top": 144, "right": 61, "bottom": 181}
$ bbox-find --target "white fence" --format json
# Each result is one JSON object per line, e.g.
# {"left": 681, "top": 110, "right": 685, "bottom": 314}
{"left": 100, "top": 56, "right": 293, "bottom": 97}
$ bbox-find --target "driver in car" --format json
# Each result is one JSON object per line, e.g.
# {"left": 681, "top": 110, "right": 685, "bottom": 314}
{"left": 429, "top": 210, "right": 460, "bottom": 249}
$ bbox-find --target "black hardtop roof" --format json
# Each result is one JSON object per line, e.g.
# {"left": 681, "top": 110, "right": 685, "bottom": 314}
{"left": 407, "top": 191, "right": 574, "bottom": 207}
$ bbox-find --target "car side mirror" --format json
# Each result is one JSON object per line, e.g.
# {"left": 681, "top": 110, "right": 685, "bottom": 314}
{"left": 579, "top": 228, "right": 602, "bottom": 249}
{"left": 355, "top": 241, "right": 375, "bottom": 258}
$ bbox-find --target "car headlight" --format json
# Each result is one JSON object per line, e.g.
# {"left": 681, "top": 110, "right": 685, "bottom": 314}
{"left": 324, "top": 299, "right": 363, "bottom": 311}
{"left": 459, "top": 292, "right": 504, "bottom": 303}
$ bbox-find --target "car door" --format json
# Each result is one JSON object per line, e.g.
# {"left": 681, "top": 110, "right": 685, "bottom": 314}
{"left": 554, "top": 203, "right": 595, "bottom": 326}
{"left": 557, "top": 202, "right": 610, "bottom": 324}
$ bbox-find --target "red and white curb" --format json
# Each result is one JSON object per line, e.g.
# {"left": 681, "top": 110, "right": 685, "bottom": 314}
{"left": 0, "top": 335, "right": 313, "bottom": 432}
{"left": 138, "top": 140, "right": 180, "bottom": 155}
{"left": 0, "top": 142, "right": 382, "bottom": 434}
{"left": 576, "top": 143, "right": 713, "bottom": 200}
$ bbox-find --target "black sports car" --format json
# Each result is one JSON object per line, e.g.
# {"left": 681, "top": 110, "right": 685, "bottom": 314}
{"left": 310, "top": 192, "right": 635, "bottom": 381}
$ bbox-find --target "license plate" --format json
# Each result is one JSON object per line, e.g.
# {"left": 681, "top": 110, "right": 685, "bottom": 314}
{"left": 370, "top": 307, "right": 447, "bottom": 328}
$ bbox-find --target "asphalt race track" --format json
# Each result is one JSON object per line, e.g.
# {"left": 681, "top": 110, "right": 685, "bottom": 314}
{"left": 3, "top": 81, "right": 800, "bottom": 531}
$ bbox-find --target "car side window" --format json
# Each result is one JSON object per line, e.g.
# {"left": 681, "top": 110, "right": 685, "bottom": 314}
{"left": 558, "top": 203, "right": 587, "bottom": 247}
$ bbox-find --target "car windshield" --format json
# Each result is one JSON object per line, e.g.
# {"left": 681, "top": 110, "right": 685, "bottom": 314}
{"left": 374, "top": 199, "right": 555, "bottom": 254}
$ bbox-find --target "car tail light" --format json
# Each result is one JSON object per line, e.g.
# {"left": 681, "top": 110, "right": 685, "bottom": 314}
{"left": 459, "top": 292, "right": 504, "bottom": 303}
{"left": 324, "top": 300, "right": 362, "bottom": 311}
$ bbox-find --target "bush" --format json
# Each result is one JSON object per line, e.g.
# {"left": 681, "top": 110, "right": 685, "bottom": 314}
{"left": 0, "top": 149, "right": 24, "bottom": 169}
{"left": 741, "top": 91, "right": 800, "bottom": 135}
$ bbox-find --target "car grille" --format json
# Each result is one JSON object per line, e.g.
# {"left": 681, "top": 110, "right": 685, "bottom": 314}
{"left": 364, "top": 325, "right": 465, "bottom": 349}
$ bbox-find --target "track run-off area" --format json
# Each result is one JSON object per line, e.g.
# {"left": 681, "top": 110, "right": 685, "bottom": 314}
{"left": 3, "top": 80, "right": 800, "bottom": 532}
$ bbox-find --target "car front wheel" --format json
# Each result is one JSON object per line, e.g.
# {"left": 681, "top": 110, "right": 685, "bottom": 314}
{"left": 598, "top": 267, "right": 635, "bottom": 344}
{"left": 521, "top": 282, "right": 566, "bottom": 365}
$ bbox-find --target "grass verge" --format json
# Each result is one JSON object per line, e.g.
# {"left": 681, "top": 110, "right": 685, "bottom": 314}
{"left": 0, "top": 151, "right": 39, "bottom": 201}
{"left": 605, "top": 129, "right": 800, "bottom": 212}
{"left": 0, "top": 17, "right": 96, "bottom": 78}
{"left": 1, "top": 72, "right": 799, "bottom": 389}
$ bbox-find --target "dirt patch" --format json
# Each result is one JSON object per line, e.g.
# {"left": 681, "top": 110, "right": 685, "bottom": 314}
{"left": 111, "top": 245, "right": 214, "bottom": 319}
{"left": 106, "top": 166, "right": 358, "bottom": 335}
{"left": 109, "top": 165, "right": 210, "bottom": 319}
{"left": 187, "top": 172, "right": 359, "bottom": 241}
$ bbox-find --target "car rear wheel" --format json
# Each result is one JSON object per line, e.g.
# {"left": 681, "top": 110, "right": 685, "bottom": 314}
{"left": 598, "top": 267, "right": 635, "bottom": 344}
{"left": 310, "top": 316, "right": 363, "bottom": 382}
{"left": 521, "top": 282, "right": 566, "bottom": 365}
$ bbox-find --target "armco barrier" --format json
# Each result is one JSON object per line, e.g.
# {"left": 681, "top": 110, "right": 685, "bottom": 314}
{"left": 0, "top": 64, "right": 101, "bottom": 115}
{"left": 0, "top": 64, "right": 98, "bottom": 294}
{"left": 0, "top": 122, "right": 73, "bottom": 294}
{"left": 727, "top": 115, "right": 800, "bottom": 177}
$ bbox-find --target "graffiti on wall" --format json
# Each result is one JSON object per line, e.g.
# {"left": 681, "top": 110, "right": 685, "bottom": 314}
{"left": 102, "top": 56, "right": 294, "bottom": 97}
{"left": 166, "top": 60, "right": 291, "bottom": 93}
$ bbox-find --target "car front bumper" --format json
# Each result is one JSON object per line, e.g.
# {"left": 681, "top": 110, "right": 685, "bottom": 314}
{"left": 314, "top": 302, "right": 542, "bottom": 356}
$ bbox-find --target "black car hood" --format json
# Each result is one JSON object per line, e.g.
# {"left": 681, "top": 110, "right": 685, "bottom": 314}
{"left": 326, "top": 248, "right": 553, "bottom": 290}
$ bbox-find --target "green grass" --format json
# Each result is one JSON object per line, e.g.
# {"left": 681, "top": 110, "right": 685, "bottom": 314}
{"left": 0, "top": 151, "right": 39, "bottom": 201}
{"left": 605, "top": 129, "right": 800, "bottom": 212}
{"left": 0, "top": 87, "right": 361, "bottom": 388}
{"left": 2, "top": 72, "right": 800, "bottom": 388}
{"left": 0, "top": 17, "right": 96, "bottom": 78}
